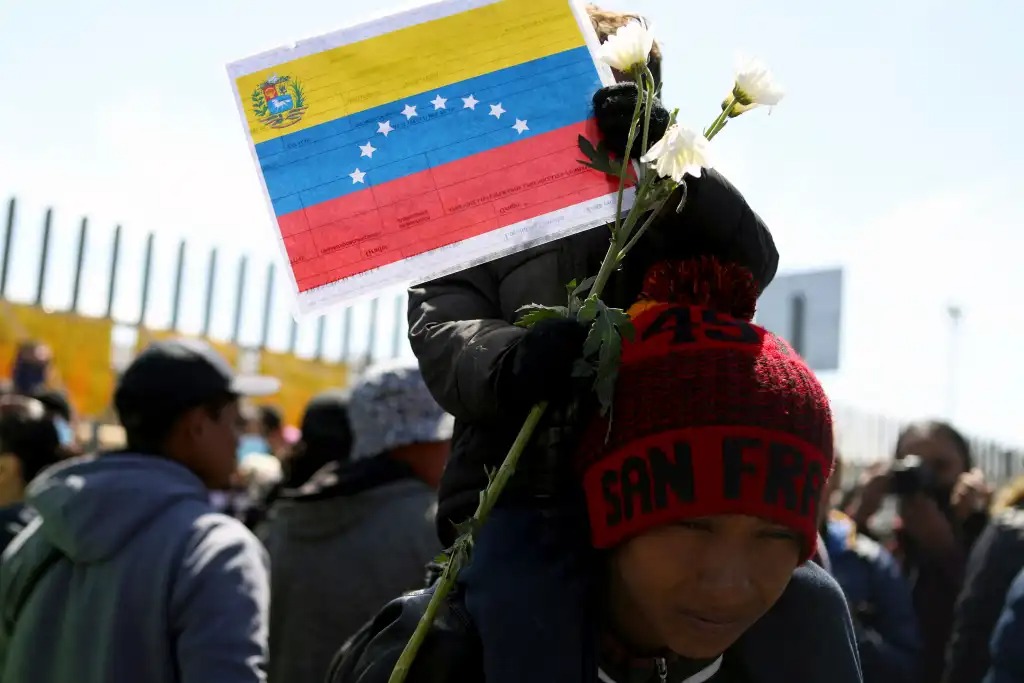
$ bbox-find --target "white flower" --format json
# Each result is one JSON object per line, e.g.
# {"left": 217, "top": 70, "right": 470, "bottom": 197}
{"left": 733, "top": 55, "right": 785, "bottom": 106}
{"left": 596, "top": 20, "right": 654, "bottom": 73}
{"left": 640, "top": 125, "right": 713, "bottom": 183}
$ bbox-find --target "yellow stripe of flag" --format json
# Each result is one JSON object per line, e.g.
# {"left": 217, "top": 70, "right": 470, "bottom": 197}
{"left": 235, "top": 0, "right": 586, "bottom": 144}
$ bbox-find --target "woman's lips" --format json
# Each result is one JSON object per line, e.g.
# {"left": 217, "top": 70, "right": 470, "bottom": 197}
{"left": 674, "top": 609, "right": 743, "bottom": 635}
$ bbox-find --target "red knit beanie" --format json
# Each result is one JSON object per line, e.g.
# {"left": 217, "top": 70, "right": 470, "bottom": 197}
{"left": 576, "top": 258, "right": 834, "bottom": 560}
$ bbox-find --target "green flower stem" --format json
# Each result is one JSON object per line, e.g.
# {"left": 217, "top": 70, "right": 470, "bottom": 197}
{"left": 611, "top": 76, "right": 646, "bottom": 242}
{"left": 639, "top": 66, "right": 657, "bottom": 167}
{"left": 619, "top": 194, "right": 672, "bottom": 259}
{"left": 386, "top": 558, "right": 457, "bottom": 683}
{"left": 704, "top": 95, "right": 737, "bottom": 140}
{"left": 388, "top": 401, "right": 550, "bottom": 683}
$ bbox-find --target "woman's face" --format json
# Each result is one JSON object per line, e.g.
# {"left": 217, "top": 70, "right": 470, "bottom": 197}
{"left": 896, "top": 427, "right": 966, "bottom": 492}
{"left": 607, "top": 515, "right": 801, "bottom": 659}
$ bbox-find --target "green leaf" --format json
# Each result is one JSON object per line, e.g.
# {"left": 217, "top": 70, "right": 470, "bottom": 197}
{"left": 618, "top": 318, "right": 636, "bottom": 342}
{"left": 572, "top": 276, "right": 597, "bottom": 297}
{"left": 577, "top": 134, "right": 598, "bottom": 162}
{"left": 453, "top": 519, "right": 475, "bottom": 540}
{"left": 514, "top": 304, "right": 569, "bottom": 328}
{"left": 564, "top": 279, "right": 579, "bottom": 296}
{"left": 433, "top": 551, "right": 451, "bottom": 566}
{"left": 578, "top": 301, "right": 632, "bottom": 415}
{"left": 577, "top": 296, "right": 600, "bottom": 324}
{"left": 572, "top": 358, "right": 596, "bottom": 379}
{"left": 577, "top": 136, "right": 623, "bottom": 176}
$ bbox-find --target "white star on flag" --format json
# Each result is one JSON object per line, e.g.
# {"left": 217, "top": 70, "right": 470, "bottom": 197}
{"left": 431, "top": 94, "right": 447, "bottom": 110}
{"left": 377, "top": 120, "right": 393, "bottom": 136}
{"left": 359, "top": 142, "right": 377, "bottom": 158}
{"left": 512, "top": 119, "right": 529, "bottom": 134}
{"left": 349, "top": 168, "right": 366, "bottom": 184}
{"left": 402, "top": 104, "right": 418, "bottom": 119}
{"left": 462, "top": 95, "right": 479, "bottom": 110}
{"left": 489, "top": 103, "right": 505, "bottom": 119}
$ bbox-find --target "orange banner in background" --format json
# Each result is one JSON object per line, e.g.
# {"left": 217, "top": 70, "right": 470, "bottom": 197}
{"left": 0, "top": 302, "right": 114, "bottom": 417}
{"left": 255, "top": 351, "right": 349, "bottom": 427}
{"left": 136, "top": 329, "right": 241, "bottom": 368}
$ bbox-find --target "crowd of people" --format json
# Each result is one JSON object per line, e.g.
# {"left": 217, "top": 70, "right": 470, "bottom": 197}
{"left": 0, "top": 5, "right": 1020, "bottom": 683}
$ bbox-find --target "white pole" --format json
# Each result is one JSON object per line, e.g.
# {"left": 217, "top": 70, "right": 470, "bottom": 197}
{"left": 946, "top": 305, "right": 963, "bottom": 422}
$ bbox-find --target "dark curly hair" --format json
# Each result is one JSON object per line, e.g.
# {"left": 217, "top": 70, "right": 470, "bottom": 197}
{"left": 895, "top": 420, "right": 973, "bottom": 472}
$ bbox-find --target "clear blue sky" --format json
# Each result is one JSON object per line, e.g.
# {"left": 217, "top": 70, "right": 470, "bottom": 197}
{"left": 0, "top": 0, "right": 1021, "bottom": 446}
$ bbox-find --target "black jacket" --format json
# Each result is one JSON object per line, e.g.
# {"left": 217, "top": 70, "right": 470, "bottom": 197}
{"left": 944, "top": 506, "right": 1024, "bottom": 683}
{"left": 328, "top": 562, "right": 861, "bottom": 683}
{"left": 407, "top": 170, "right": 778, "bottom": 545}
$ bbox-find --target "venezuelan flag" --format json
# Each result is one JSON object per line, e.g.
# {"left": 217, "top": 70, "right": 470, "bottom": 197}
{"left": 231, "top": 0, "right": 619, "bottom": 294}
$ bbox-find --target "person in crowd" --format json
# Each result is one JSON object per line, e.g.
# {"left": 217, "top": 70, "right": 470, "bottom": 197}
{"left": 333, "top": 257, "right": 861, "bottom": 683}
{"left": 822, "top": 457, "right": 922, "bottom": 683}
{"left": 281, "top": 390, "right": 352, "bottom": 491}
{"left": 404, "top": 6, "right": 857, "bottom": 683}
{"left": 983, "top": 567, "right": 1024, "bottom": 683}
{"left": 239, "top": 404, "right": 275, "bottom": 462}
{"left": 244, "top": 389, "right": 351, "bottom": 532}
{"left": 263, "top": 362, "right": 450, "bottom": 683}
{"left": 10, "top": 341, "right": 52, "bottom": 396}
{"left": 0, "top": 338, "right": 277, "bottom": 683}
{"left": 944, "top": 476, "right": 1024, "bottom": 683}
{"left": 247, "top": 405, "right": 290, "bottom": 459}
{"left": 0, "top": 395, "right": 62, "bottom": 554}
{"left": 845, "top": 420, "right": 991, "bottom": 683}
{"left": 29, "top": 387, "right": 80, "bottom": 458}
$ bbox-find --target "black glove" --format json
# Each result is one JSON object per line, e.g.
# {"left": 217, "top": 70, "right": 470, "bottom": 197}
{"left": 592, "top": 83, "right": 670, "bottom": 160}
{"left": 496, "top": 317, "right": 588, "bottom": 410}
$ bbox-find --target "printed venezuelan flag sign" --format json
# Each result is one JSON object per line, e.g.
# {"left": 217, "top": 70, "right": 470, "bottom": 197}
{"left": 228, "top": 0, "right": 629, "bottom": 315}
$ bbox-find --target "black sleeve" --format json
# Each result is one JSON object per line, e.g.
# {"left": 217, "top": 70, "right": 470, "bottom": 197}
{"left": 945, "top": 520, "right": 1024, "bottom": 683}
{"left": 407, "top": 265, "right": 525, "bottom": 423}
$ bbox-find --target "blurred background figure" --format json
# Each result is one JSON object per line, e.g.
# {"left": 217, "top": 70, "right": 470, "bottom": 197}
{"left": 10, "top": 341, "right": 52, "bottom": 396}
{"left": 29, "top": 388, "right": 81, "bottom": 459}
{"left": 822, "top": 457, "right": 922, "bottom": 683}
{"left": 983, "top": 567, "right": 1024, "bottom": 683}
{"left": 263, "top": 362, "right": 451, "bottom": 683}
{"left": 945, "top": 476, "right": 1024, "bottom": 683}
{"left": 0, "top": 395, "right": 61, "bottom": 553}
{"left": 845, "top": 420, "right": 993, "bottom": 683}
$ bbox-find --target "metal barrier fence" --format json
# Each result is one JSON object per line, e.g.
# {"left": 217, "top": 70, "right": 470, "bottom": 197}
{"left": 0, "top": 196, "right": 408, "bottom": 365}
{"left": 4, "top": 195, "right": 1023, "bottom": 484}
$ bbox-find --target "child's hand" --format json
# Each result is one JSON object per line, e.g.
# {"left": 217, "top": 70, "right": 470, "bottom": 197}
{"left": 592, "top": 83, "right": 670, "bottom": 160}
{"left": 496, "top": 318, "right": 588, "bottom": 409}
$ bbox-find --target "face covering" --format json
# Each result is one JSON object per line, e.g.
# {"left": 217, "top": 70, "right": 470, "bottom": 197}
{"left": 237, "top": 434, "right": 270, "bottom": 463}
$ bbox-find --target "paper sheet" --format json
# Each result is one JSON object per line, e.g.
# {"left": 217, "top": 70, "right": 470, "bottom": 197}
{"left": 228, "top": 0, "right": 631, "bottom": 315}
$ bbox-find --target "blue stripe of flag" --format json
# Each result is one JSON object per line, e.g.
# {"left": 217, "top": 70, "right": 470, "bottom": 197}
{"left": 258, "top": 46, "right": 601, "bottom": 216}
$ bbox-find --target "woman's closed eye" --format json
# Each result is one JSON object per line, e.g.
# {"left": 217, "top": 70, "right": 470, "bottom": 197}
{"left": 759, "top": 526, "right": 801, "bottom": 542}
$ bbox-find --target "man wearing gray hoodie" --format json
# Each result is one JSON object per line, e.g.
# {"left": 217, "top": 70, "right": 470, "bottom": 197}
{"left": 0, "top": 339, "right": 279, "bottom": 683}
{"left": 263, "top": 361, "right": 452, "bottom": 683}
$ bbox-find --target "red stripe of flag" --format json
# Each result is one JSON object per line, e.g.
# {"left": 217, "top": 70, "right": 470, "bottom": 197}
{"left": 280, "top": 119, "right": 626, "bottom": 292}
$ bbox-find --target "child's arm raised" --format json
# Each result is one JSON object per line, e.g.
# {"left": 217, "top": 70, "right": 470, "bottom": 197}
{"left": 407, "top": 265, "right": 523, "bottom": 423}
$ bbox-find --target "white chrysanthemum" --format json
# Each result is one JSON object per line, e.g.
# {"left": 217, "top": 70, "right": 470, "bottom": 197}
{"left": 596, "top": 20, "right": 655, "bottom": 72}
{"left": 733, "top": 55, "right": 785, "bottom": 106}
{"left": 640, "top": 125, "right": 713, "bottom": 182}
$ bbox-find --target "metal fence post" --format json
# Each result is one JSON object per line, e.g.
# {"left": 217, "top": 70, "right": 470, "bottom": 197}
{"left": 70, "top": 217, "right": 88, "bottom": 313}
{"left": 137, "top": 233, "right": 155, "bottom": 327}
{"left": 170, "top": 239, "right": 187, "bottom": 330}
{"left": 34, "top": 208, "right": 53, "bottom": 307}
{"left": 105, "top": 225, "right": 122, "bottom": 319}
{"left": 202, "top": 248, "right": 218, "bottom": 337}
{"left": 0, "top": 198, "right": 15, "bottom": 299}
